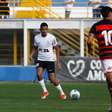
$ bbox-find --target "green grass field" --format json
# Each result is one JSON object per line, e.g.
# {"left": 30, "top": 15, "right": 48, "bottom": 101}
{"left": 0, "top": 82, "right": 110, "bottom": 112}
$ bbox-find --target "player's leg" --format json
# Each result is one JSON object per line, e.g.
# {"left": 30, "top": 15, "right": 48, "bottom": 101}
{"left": 65, "top": 10, "right": 70, "bottom": 19}
{"left": 48, "top": 73, "right": 66, "bottom": 100}
{"left": 47, "top": 61, "right": 66, "bottom": 100}
{"left": 106, "top": 73, "right": 112, "bottom": 112}
{"left": 37, "top": 61, "right": 49, "bottom": 99}
{"left": 101, "top": 59, "right": 112, "bottom": 112}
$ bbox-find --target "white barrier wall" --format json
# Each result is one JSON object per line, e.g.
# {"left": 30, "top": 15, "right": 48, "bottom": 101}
{"left": 51, "top": 7, "right": 93, "bottom": 18}
{"left": 9, "top": 7, "right": 93, "bottom": 19}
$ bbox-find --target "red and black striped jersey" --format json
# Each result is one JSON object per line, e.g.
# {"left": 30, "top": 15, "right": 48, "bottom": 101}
{"left": 89, "top": 19, "right": 112, "bottom": 60}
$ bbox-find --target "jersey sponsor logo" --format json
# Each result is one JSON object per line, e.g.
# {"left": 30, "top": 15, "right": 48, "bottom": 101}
{"left": 38, "top": 48, "right": 49, "bottom": 52}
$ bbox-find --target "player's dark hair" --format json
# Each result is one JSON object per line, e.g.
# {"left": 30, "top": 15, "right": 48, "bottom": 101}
{"left": 100, "top": 6, "right": 112, "bottom": 18}
{"left": 40, "top": 22, "right": 48, "bottom": 28}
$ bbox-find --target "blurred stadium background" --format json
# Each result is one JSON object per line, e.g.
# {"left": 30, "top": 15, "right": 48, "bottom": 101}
{"left": 0, "top": 0, "right": 111, "bottom": 112}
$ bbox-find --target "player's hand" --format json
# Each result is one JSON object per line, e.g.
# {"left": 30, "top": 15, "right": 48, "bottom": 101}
{"left": 56, "top": 61, "right": 61, "bottom": 70}
{"left": 88, "top": 46, "right": 92, "bottom": 54}
{"left": 30, "top": 55, "right": 35, "bottom": 63}
{"left": 87, "top": 42, "right": 92, "bottom": 54}
{"left": 30, "top": 55, "right": 33, "bottom": 61}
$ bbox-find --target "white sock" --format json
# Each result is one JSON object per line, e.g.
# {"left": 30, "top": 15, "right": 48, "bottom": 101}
{"left": 56, "top": 84, "right": 64, "bottom": 95}
{"left": 39, "top": 79, "right": 48, "bottom": 92}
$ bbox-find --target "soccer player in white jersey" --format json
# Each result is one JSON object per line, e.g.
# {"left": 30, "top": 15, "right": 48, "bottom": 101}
{"left": 31, "top": 22, "right": 66, "bottom": 100}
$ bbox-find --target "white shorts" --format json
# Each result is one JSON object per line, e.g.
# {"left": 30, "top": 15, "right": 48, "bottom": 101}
{"left": 101, "top": 59, "right": 112, "bottom": 74}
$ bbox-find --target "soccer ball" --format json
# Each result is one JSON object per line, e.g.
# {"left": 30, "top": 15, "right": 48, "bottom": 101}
{"left": 70, "top": 89, "right": 80, "bottom": 100}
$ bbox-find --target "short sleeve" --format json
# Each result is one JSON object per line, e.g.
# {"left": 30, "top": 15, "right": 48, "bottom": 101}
{"left": 52, "top": 36, "right": 58, "bottom": 47}
{"left": 89, "top": 24, "right": 97, "bottom": 35}
{"left": 34, "top": 36, "right": 38, "bottom": 47}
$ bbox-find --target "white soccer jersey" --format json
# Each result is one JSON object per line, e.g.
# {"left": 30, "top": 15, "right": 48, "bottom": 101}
{"left": 34, "top": 33, "right": 57, "bottom": 61}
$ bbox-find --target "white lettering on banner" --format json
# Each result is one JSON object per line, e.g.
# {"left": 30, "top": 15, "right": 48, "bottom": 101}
{"left": 90, "top": 60, "right": 101, "bottom": 70}
{"left": 67, "top": 59, "right": 85, "bottom": 78}
{"left": 86, "top": 70, "right": 105, "bottom": 81}
{"left": 86, "top": 60, "right": 106, "bottom": 81}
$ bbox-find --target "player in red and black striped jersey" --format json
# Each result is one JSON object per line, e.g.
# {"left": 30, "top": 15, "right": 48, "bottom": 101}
{"left": 88, "top": 6, "right": 112, "bottom": 112}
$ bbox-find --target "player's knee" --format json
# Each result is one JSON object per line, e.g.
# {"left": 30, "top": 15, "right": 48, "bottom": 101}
{"left": 110, "top": 87, "right": 112, "bottom": 91}
{"left": 109, "top": 79, "right": 112, "bottom": 85}
{"left": 51, "top": 79, "right": 59, "bottom": 86}
{"left": 37, "top": 74, "right": 43, "bottom": 81}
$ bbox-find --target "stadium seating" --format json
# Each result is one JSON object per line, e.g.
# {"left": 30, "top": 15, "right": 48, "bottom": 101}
{"left": 20, "top": 0, "right": 52, "bottom": 7}
{"left": 15, "top": 0, "right": 52, "bottom": 18}
{"left": 0, "top": 0, "right": 9, "bottom": 18}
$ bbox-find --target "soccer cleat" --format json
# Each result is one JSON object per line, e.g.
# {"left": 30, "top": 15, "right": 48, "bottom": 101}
{"left": 108, "top": 109, "right": 112, "bottom": 112}
{"left": 59, "top": 93, "right": 67, "bottom": 100}
{"left": 108, "top": 108, "right": 112, "bottom": 112}
{"left": 108, "top": 105, "right": 112, "bottom": 112}
{"left": 41, "top": 91, "right": 49, "bottom": 99}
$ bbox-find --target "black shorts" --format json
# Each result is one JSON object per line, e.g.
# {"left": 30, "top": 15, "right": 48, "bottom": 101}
{"left": 36, "top": 60, "right": 55, "bottom": 73}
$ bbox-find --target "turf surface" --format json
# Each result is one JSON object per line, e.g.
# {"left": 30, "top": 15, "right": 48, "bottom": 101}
{"left": 0, "top": 82, "right": 110, "bottom": 112}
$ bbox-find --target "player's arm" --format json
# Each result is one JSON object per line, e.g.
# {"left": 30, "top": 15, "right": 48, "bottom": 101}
{"left": 30, "top": 46, "right": 38, "bottom": 62}
{"left": 87, "top": 33, "right": 94, "bottom": 54}
{"left": 88, "top": 23, "right": 96, "bottom": 54}
{"left": 52, "top": 35, "right": 61, "bottom": 69}
{"left": 54, "top": 45, "right": 61, "bottom": 69}
{"left": 30, "top": 36, "right": 39, "bottom": 62}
